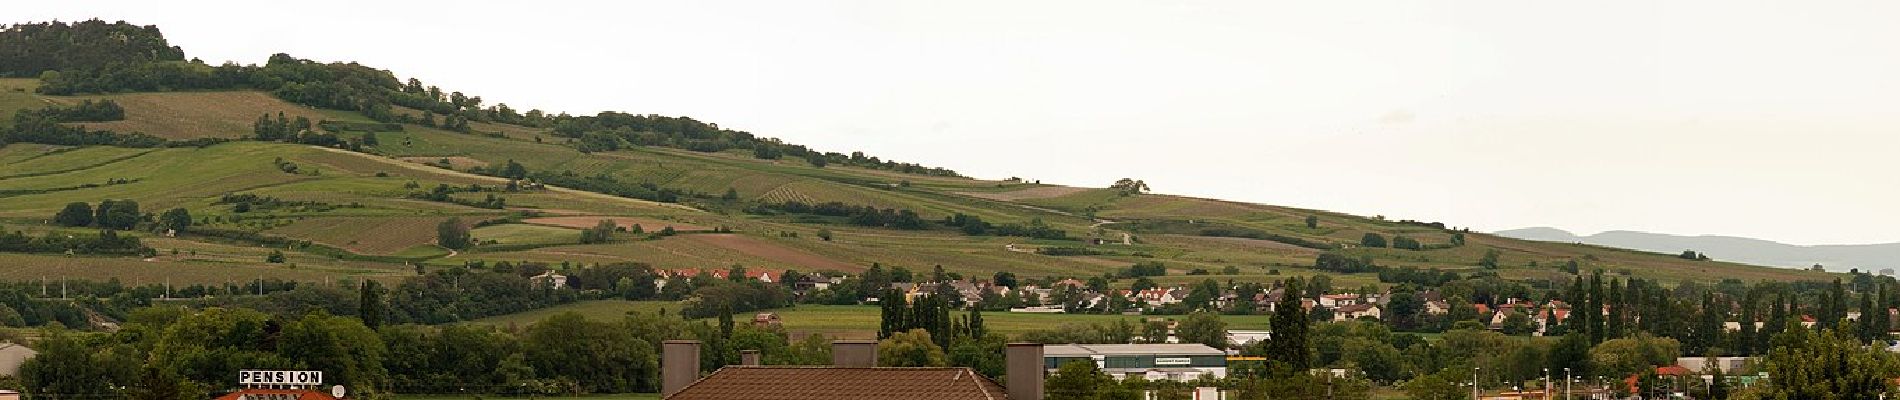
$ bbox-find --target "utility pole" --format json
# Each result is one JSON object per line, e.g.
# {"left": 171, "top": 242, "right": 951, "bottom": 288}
{"left": 1473, "top": 367, "right": 1480, "bottom": 400}
{"left": 1564, "top": 367, "right": 1571, "bottom": 400}
{"left": 1544, "top": 368, "right": 1551, "bottom": 399}
{"left": 1325, "top": 372, "right": 1332, "bottom": 399}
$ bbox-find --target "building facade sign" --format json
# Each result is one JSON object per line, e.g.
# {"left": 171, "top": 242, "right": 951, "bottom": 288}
{"left": 239, "top": 370, "right": 324, "bottom": 386}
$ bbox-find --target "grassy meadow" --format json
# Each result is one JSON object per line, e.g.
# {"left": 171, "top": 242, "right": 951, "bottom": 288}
{"left": 468, "top": 300, "right": 680, "bottom": 327}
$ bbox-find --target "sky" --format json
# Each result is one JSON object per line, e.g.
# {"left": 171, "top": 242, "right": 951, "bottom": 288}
{"left": 16, "top": 1, "right": 1900, "bottom": 245}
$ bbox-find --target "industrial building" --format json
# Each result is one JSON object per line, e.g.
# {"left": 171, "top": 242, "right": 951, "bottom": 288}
{"left": 1041, "top": 343, "right": 1228, "bottom": 381}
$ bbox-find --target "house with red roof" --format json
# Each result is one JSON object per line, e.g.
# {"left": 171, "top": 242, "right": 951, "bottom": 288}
{"left": 662, "top": 340, "right": 1045, "bottom": 400}
{"left": 1533, "top": 306, "right": 1571, "bottom": 336}
{"left": 1136, "top": 288, "right": 1181, "bottom": 305}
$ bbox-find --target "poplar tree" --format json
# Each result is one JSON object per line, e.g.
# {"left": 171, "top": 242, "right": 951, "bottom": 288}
{"left": 1606, "top": 278, "right": 1626, "bottom": 340}
{"left": 1761, "top": 291, "right": 1787, "bottom": 351}
{"left": 358, "top": 280, "right": 384, "bottom": 329}
{"left": 1737, "top": 288, "right": 1759, "bottom": 355}
{"left": 1827, "top": 278, "right": 1848, "bottom": 329}
{"left": 1267, "top": 278, "right": 1311, "bottom": 375}
{"left": 1875, "top": 282, "right": 1893, "bottom": 344}
{"left": 1858, "top": 292, "right": 1877, "bottom": 343}
{"left": 1588, "top": 271, "right": 1606, "bottom": 344}
{"left": 879, "top": 289, "right": 907, "bottom": 339}
{"left": 1691, "top": 291, "right": 1723, "bottom": 356}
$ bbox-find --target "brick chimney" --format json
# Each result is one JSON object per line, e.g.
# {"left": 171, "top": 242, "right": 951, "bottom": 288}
{"left": 662, "top": 340, "right": 700, "bottom": 397}
{"left": 740, "top": 349, "right": 761, "bottom": 366}
{"left": 832, "top": 340, "right": 878, "bottom": 367}
{"left": 1006, "top": 343, "right": 1044, "bottom": 400}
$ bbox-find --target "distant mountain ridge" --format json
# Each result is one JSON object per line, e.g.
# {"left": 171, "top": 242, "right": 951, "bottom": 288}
{"left": 1495, "top": 227, "right": 1900, "bottom": 272}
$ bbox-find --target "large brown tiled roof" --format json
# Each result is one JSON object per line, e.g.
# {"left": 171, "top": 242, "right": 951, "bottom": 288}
{"left": 667, "top": 366, "right": 1009, "bottom": 400}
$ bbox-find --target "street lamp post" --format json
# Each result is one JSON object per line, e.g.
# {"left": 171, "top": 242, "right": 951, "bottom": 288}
{"left": 1564, "top": 367, "right": 1571, "bottom": 400}
{"left": 1470, "top": 368, "right": 1479, "bottom": 399}
{"left": 1543, "top": 368, "right": 1551, "bottom": 399}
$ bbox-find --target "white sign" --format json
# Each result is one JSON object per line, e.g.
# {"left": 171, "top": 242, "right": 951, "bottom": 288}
{"left": 239, "top": 370, "right": 324, "bottom": 386}
{"left": 1155, "top": 357, "right": 1192, "bottom": 366}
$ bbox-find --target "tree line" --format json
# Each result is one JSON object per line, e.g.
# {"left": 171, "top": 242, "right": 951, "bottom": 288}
{"left": 746, "top": 201, "right": 928, "bottom": 230}
{"left": 0, "top": 102, "right": 198, "bottom": 148}
{"left": 6, "top": 19, "right": 958, "bottom": 178}
{"left": 14, "top": 306, "right": 781, "bottom": 399}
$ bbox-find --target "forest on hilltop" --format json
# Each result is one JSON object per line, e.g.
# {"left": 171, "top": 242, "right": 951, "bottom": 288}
{"left": 0, "top": 19, "right": 958, "bottom": 177}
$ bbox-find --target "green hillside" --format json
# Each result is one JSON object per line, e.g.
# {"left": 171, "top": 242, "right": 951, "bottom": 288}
{"left": 0, "top": 22, "right": 1837, "bottom": 292}
{"left": 0, "top": 86, "right": 1833, "bottom": 289}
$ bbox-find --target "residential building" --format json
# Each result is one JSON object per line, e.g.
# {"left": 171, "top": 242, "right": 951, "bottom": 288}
{"left": 1533, "top": 307, "right": 1570, "bottom": 335}
{"left": 792, "top": 275, "right": 835, "bottom": 292}
{"left": 1676, "top": 357, "right": 1753, "bottom": 373}
{"left": 1722, "top": 321, "right": 1766, "bottom": 332}
{"left": 0, "top": 342, "right": 34, "bottom": 377}
{"left": 707, "top": 269, "right": 773, "bottom": 283}
{"left": 1136, "top": 288, "right": 1181, "bottom": 305}
{"left": 1334, "top": 304, "right": 1382, "bottom": 322}
{"left": 1318, "top": 294, "right": 1360, "bottom": 308}
{"left": 528, "top": 270, "right": 567, "bottom": 290}
{"left": 1226, "top": 330, "right": 1271, "bottom": 349}
{"left": 751, "top": 313, "right": 781, "bottom": 328}
{"left": 658, "top": 268, "right": 775, "bottom": 285}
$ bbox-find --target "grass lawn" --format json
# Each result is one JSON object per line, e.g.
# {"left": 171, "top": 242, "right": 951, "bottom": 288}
{"left": 394, "top": 244, "right": 453, "bottom": 259}
{"left": 467, "top": 300, "right": 680, "bottom": 326}
{"left": 471, "top": 223, "right": 578, "bottom": 246}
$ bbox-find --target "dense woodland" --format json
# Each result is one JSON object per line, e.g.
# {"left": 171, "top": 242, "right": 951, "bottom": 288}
{"left": 0, "top": 20, "right": 184, "bottom": 77}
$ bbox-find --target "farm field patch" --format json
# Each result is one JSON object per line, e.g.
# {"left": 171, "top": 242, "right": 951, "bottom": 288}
{"left": 523, "top": 216, "right": 712, "bottom": 232}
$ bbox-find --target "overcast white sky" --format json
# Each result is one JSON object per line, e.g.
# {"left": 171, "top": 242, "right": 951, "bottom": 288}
{"left": 17, "top": 1, "right": 1900, "bottom": 245}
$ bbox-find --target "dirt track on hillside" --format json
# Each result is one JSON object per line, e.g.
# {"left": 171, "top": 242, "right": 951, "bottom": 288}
{"left": 312, "top": 147, "right": 700, "bottom": 212}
